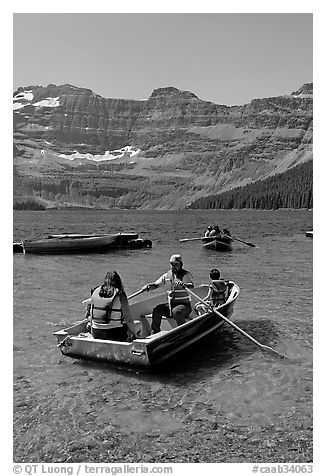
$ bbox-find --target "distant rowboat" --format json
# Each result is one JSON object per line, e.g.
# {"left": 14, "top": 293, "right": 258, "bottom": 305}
{"left": 305, "top": 230, "right": 313, "bottom": 238}
{"left": 202, "top": 235, "right": 233, "bottom": 251}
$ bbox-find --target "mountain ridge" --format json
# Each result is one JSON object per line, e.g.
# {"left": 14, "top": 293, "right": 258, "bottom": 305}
{"left": 13, "top": 82, "right": 313, "bottom": 209}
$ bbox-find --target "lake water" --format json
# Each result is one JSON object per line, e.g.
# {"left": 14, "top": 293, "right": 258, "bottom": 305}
{"left": 13, "top": 209, "right": 313, "bottom": 463}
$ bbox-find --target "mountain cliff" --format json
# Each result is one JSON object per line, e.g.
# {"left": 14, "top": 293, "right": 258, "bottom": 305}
{"left": 13, "top": 83, "right": 313, "bottom": 209}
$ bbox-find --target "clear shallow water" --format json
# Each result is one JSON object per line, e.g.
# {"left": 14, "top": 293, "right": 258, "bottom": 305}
{"left": 13, "top": 209, "right": 313, "bottom": 462}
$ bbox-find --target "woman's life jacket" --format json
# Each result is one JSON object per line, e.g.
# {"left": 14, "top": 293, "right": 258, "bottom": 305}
{"left": 90, "top": 286, "right": 123, "bottom": 330}
{"left": 209, "top": 280, "right": 229, "bottom": 306}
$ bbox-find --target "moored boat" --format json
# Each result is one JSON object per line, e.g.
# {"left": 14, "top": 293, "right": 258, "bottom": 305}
{"left": 21, "top": 232, "right": 152, "bottom": 253}
{"left": 54, "top": 282, "right": 240, "bottom": 368}
{"left": 48, "top": 232, "right": 138, "bottom": 241}
{"left": 23, "top": 234, "right": 119, "bottom": 254}
{"left": 202, "top": 235, "right": 233, "bottom": 251}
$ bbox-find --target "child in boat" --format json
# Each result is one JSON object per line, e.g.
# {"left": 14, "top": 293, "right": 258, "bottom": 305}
{"left": 195, "top": 269, "right": 230, "bottom": 315}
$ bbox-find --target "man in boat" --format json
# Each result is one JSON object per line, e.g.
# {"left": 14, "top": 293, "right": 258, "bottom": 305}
{"left": 141, "top": 254, "right": 194, "bottom": 333}
{"left": 204, "top": 225, "right": 213, "bottom": 237}
{"left": 222, "top": 227, "right": 231, "bottom": 237}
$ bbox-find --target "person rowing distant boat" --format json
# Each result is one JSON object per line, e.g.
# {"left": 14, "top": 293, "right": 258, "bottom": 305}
{"left": 204, "top": 226, "right": 231, "bottom": 239}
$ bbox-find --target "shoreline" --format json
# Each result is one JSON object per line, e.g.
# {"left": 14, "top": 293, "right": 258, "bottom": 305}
{"left": 13, "top": 207, "right": 313, "bottom": 212}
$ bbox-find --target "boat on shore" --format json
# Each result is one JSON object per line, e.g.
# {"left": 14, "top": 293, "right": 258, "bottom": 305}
{"left": 19, "top": 233, "right": 152, "bottom": 254}
{"left": 202, "top": 235, "right": 233, "bottom": 251}
{"left": 54, "top": 282, "right": 240, "bottom": 368}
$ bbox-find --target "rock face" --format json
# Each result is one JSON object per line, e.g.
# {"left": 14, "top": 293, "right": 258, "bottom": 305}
{"left": 13, "top": 83, "right": 313, "bottom": 209}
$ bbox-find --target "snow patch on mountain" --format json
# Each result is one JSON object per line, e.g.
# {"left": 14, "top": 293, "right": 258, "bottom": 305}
{"left": 58, "top": 146, "right": 140, "bottom": 162}
{"left": 33, "top": 97, "right": 60, "bottom": 108}
{"left": 13, "top": 103, "right": 25, "bottom": 110}
{"left": 13, "top": 91, "right": 34, "bottom": 102}
{"left": 13, "top": 92, "right": 59, "bottom": 110}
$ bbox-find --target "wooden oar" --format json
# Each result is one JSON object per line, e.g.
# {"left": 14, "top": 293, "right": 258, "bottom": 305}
{"left": 231, "top": 236, "right": 256, "bottom": 247}
{"left": 184, "top": 286, "right": 286, "bottom": 359}
{"left": 179, "top": 237, "right": 206, "bottom": 242}
{"left": 82, "top": 288, "right": 145, "bottom": 305}
{"left": 127, "top": 289, "right": 146, "bottom": 300}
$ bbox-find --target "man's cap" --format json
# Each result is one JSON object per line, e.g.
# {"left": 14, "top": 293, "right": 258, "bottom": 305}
{"left": 208, "top": 225, "right": 213, "bottom": 229}
{"left": 170, "top": 254, "right": 183, "bottom": 263}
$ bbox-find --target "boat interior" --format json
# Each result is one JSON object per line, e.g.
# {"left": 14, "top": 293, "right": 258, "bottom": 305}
{"left": 55, "top": 282, "right": 239, "bottom": 343}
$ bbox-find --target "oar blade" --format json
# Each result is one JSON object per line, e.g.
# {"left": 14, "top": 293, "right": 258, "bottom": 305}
{"left": 261, "top": 345, "right": 287, "bottom": 359}
{"left": 232, "top": 236, "right": 256, "bottom": 247}
{"left": 183, "top": 285, "right": 286, "bottom": 359}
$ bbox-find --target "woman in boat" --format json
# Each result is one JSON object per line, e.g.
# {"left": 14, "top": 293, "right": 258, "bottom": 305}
{"left": 87, "top": 270, "right": 138, "bottom": 341}
{"left": 195, "top": 268, "right": 230, "bottom": 315}
{"left": 141, "top": 254, "right": 194, "bottom": 333}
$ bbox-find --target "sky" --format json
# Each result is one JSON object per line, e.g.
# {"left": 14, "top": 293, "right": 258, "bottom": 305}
{"left": 13, "top": 12, "right": 313, "bottom": 106}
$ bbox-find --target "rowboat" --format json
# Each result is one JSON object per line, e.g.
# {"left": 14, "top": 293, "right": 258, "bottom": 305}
{"left": 305, "top": 230, "right": 313, "bottom": 238}
{"left": 22, "top": 233, "right": 152, "bottom": 253}
{"left": 23, "top": 234, "right": 119, "bottom": 254}
{"left": 202, "top": 235, "right": 233, "bottom": 251}
{"left": 48, "top": 232, "right": 138, "bottom": 241}
{"left": 54, "top": 282, "right": 240, "bottom": 368}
